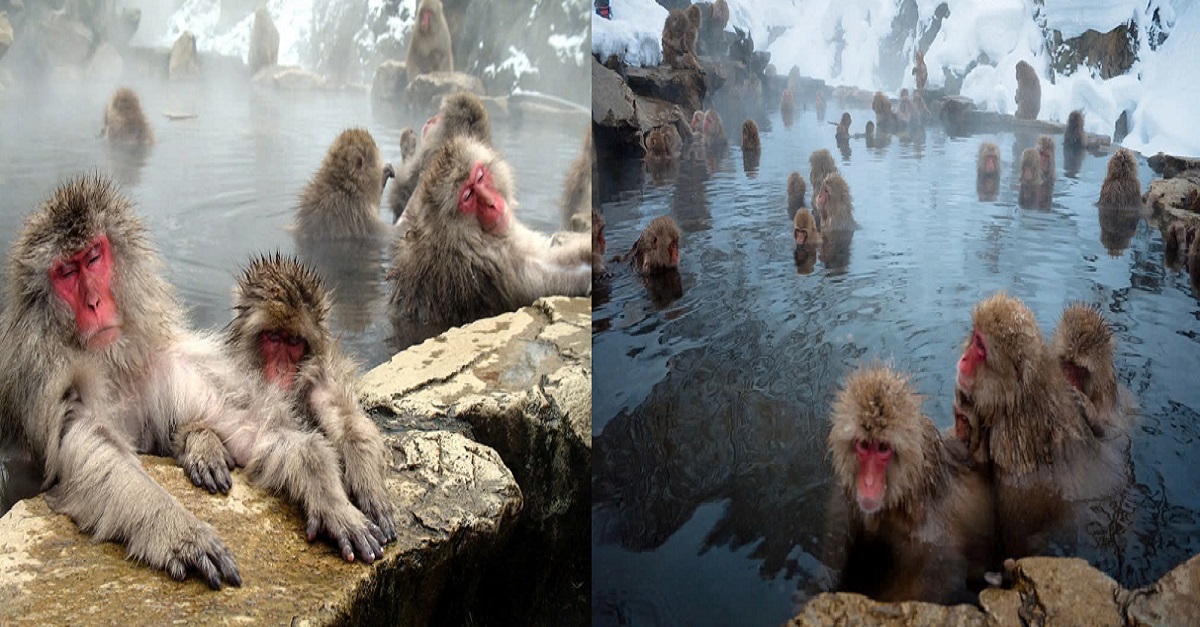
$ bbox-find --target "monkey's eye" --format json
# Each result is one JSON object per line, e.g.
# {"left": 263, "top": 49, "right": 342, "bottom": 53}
{"left": 57, "top": 263, "right": 79, "bottom": 279}
{"left": 854, "top": 440, "right": 867, "bottom": 455}
{"left": 876, "top": 441, "right": 891, "bottom": 455}
{"left": 266, "top": 331, "right": 282, "bottom": 342}
{"left": 86, "top": 245, "right": 102, "bottom": 266}
{"left": 286, "top": 335, "right": 304, "bottom": 347}
{"left": 461, "top": 187, "right": 473, "bottom": 204}
{"left": 476, "top": 165, "right": 486, "bottom": 183}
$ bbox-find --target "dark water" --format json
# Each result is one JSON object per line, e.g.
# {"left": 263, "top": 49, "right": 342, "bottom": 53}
{"left": 0, "top": 76, "right": 586, "bottom": 510}
{"left": 592, "top": 107, "right": 1200, "bottom": 625}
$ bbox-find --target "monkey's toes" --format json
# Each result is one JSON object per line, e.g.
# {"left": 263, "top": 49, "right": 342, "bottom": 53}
{"left": 167, "top": 533, "right": 241, "bottom": 590}
{"left": 358, "top": 498, "right": 397, "bottom": 543}
{"left": 185, "top": 460, "right": 232, "bottom": 494}
{"left": 307, "top": 514, "right": 384, "bottom": 564}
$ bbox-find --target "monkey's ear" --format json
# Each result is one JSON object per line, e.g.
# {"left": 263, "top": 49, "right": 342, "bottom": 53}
{"left": 355, "top": 154, "right": 365, "bottom": 171}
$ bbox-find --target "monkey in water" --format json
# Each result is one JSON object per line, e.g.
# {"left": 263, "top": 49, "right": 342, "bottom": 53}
{"left": 389, "top": 92, "right": 491, "bottom": 222}
{"left": 294, "top": 128, "right": 395, "bottom": 240}
{"left": 388, "top": 136, "right": 591, "bottom": 328}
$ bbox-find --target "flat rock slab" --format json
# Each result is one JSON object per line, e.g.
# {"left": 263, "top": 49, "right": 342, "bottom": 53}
{"left": 0, "top": 431, "right": 521, "bottom": 625}
{"left": 788, "top": 593, "right": 986, "bottom": 626}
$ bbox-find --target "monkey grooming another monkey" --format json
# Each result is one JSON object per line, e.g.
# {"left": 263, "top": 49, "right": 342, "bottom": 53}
{"left": 295, "top": 128, "right": 394, "bottom": 240}
{"left": 1098, "top": 149, "right": 1143, "bottom": 208}
{"left": 1018, "top": 148, "right": 1044, "bottom": 209}
{"left": 389, "top": 92, "right": 491, "bottom": 222}
{"left": 388, "top": 137, "right": 591, "bottom": 328}
{"left": 227, "top": 254, "right": 397, "bottom": 542}
{"left": 1014, "top": 60, "right": 1041, "bottom": 120}
{"left": 976, "top": 142, "right": 1000, "bottom": 201}
{"left": 662, "top": 8, "right": 701, "bottom": 70}
{"left": 827, "top": 365, "right": 993, "bottom": 604}
{"left": 629, "top": 215, "right": 682, "bottom": 274}
{"left": 101, "top": 87, "right": 154, "bottom": 147}
{"left": 1052, "top": 303, "right": 1137, "bottom": 438}
{"left": 406, "top": 0, "right": 453, "bottom": 76}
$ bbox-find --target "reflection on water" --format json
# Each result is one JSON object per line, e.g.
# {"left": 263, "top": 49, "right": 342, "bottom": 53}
{"left": 0, "top": 77, "right": 585, "bottom": 510}
{"left": 592, "top": 106, "right": 1200, "bottom": 625}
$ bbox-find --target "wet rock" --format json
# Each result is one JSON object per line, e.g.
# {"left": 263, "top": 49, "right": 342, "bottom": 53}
{"left": 247, "top": 8, "right": 279, "bottom": 74}
{"left": 592, "top": 57, "right": 693, "bottom": 159}
{"left": 1127, "top": 553, "right": 1200, "bottom": 626}
{"left": 0, "top": 12, "right": 12, "bottom": 61}
{"left": 252, "top": 65, "right": 328, "bottom": 91}
{"left": 1006, "top": 557, "right": 1124, "bottom": 626}
{"left": 624, "top": 66, "right": 708, "bottom": 115}
{"left": 370, "top": 59, "right": 407, "bottom": 103}
{"left": 361, "top": 296, "right": 591, "bottom": 627}
{"left": 1148, "top": 152, "right": 1200, "bottom": 178}
{"left": 168, "top": 30, "right": 199, "bottom": 81}
{"left": 1145, "top": 170, "right": 1200, "bottom": 221}
{"left": 0, "top": 432, "right": 521, "bottom": 625}
{"left": 404, "top": 71, "right": 486, "bottom": 112}
{"left": 36, "top": 13, "right": 93, "bottom": 67}
{"left": 787, "top": 593, "right": 986, "bottom": 626}
{"left": 86, "top": 41, "right": 122, "bottom": 82}
{"left": 592, "top": 56, "right": 637, "bottom": 133}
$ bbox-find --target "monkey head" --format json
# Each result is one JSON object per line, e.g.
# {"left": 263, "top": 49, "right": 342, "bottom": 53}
{"left": 635, "top": 216, "right": 681, "bottom": 274}
{"left": 829, "top": 365, "right": 942, "bottom": 516}
{"left": 793, "top": 209, "right": 818, "bottom": 246}
{"left": 323, "top": 128, "right": 388, "bottom": 200}
{"left": 816, "top": 173, "right": 849, "bottom": 220}
{"left": 690, "top": 110, "right": 705, "bottom": 133}
{"left": 957, "top": 292, "right": 1043, "bottom": 404}
{"left": 427, "top": 93, "right": 492, "bottom": 146}
{"left": 1051, "top": 303, "right": 1113, "bottom": 398}
{"left": 417, "top": 0, "right": 443, "bottom": 33}
{"left": 230, "top": 253, "right": 331, "bottom": 390}
{"left": 978, "top": 143, "right": 999, "bottom": 175}
{"left": 416, "top": 136, "right": 516, "bottom": 238}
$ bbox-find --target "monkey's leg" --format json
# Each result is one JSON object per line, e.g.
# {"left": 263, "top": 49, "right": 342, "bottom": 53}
{"left": 46, "top": 395, "right": 241, "bottom": 589}
{"left": 246, "top": 427, "right": 387, "bottom": 563}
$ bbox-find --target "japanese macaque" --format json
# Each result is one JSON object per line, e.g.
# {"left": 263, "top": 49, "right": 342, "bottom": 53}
{"left": 690, "top": 109, "right": 705, "bottom": 134}
{"left": 400, "top": 128, "right": 418, "bottom": 162}
{"left": 406, "top": 0, "right": 453, "bottom": 76}
{"left": 872, "top": 93, "right": 895, "bottom": 133}
{"left": 835, "top": 111, "right": 851, "bottom": 143}
{"left": 643, "top": 124, "right": 683, "bottom": 161}
{"left": 227, "top": 254, "right": 397, "bottom": 543}
{"left": 864, "top": 121, "right": 876, "bottom": 147}
{"left": 1037, "top": 135, "right": 1056, "bottom": 188}
{"left": 294, "top": 128, "right": 393, "bottom": 240}
{"left": 1051, "top": 303, "right": 1137, "bottom": 438}
{"left": 629, "top": 215, "right": 681, "bottom": 274}
{"left": 827, "top": 365, "right": 993, "bottom": 604}
{"left": 387, "top": 137, "right": 591, "bottom": 327}
{"left": 702, "top": 110, "right": 728, "bottom": 150}
{"left": 389, "top": 92, "right": 491, "bottom": 221}
{"left": 814, "top": 90, "right": 827, "bottom": 122}
{"left": 248, "top": 7, "right": 279, "bottom": 74}
{"left": 1098, "top": 149, "right": 1143, "bottom": 208}
{"left": 1014, "top": 60, "right": 1041, "bottom": 120}
{"left": 787, "top": 172, "right": 807, "bottom": 219}
{"left": 950, "top": 387, "right": 989, "bottom": 469}
{"left": 741, "top": 119, "right": 761, "bottom": 155}
{"left": 976, "top": 142, "right": 1000, "bottom": 201}
{"left": 1018, "top": 148, "right": 1044, "bottom": 209}
{"left": 1064, "top": 110, "right": 1086, "bottom": 150}
{"left": 1098, "top": 205, "right": 1142, "bottom": 256}
{"left": 592, "top": 208, "right": 607, "bottom": 278}
{"left": 101, "top": 87, "right": 154, "bottom": 147}
{"left": 956, "top": 292, "right": 1125, "bottom": 557}
{"left": 662, "top": 8, "right": 701, "bottom": 70}
{"left": 559, "top": 127, "right": 594, "bottom": 232}
{"left": 809, "top": 149, "right": 838, "bottom": 213}
{"left": 1164, "top": 222, "right": 1195, "bottom": 271}
{"left": 793, "top": 207, "right": 821, "bottom": 248}
{"left": 781, "top": 89, "right": 795, "bottom": 123}
{"left": 816, "top": 172, "right": 855, "bottom": 232}
{"left": 912, "top": 50, "right": 928, "bottom": 91}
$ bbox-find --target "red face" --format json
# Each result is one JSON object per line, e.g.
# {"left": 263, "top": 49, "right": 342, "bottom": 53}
{"left": 957, "top": 329, "right": 986, "bottom": 390}
{"left": 51, "top": 235, "right": 120, "bottom": 350}
{"left": 419, "top": 8, "right": 431, "bottom": 32}
{"left": 953, "top": 404, "right": 971, "bottom": 442}
{"left": 854, "top": 439, "right": 892, "bottom": 514}
{"left": 704, "top": 115, "right": 716, "bottom": 135}
{"left": 985, "top": 155, "right": 997, "bottom": 173}
{"left": 260, "top": 330, "right": 306, "bottom": 390}
{"left": 668, "top": 239, "right": 680, "bottom": 266}
{"left": 691, "top": 111, "right": 704, "bottom": 131}
{"left": 816, "top": 189, "right": 827, "bottom": 212}
{"left": 459, "top": 161, "right": 509, "bottom": 235}
{"left": 794, "top": 227, "right": 808, "bottom": 245}
{"left": 422, "top": 113, "right": 440, "bottom": 139}
{"left": 1022, "top": 165, "right": 1036, "bottom": 182}
{"left": 1061, "top": 359, "right": 1084, "bottom": 390}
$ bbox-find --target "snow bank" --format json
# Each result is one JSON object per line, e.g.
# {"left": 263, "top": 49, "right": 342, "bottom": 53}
{"left": 593, "top": 0, "right": 669, "bottom": 67}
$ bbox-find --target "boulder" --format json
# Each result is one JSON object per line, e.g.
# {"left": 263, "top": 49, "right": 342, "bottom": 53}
{"left": 168, "top": 30, "right": 199, "bottom": 80}
{"left": 370, "top": 59, "right": 407, "bottom": 103}
{"left": 623, "top": 66, "right": 708, "bottom": 116}
{"left": 1050, "top": 24, "right": 1137, "bottom": 80}
{"left": 404, "top": 71, "right": 486, "bottom": 112}
{"left": 36, "top": 13, "right": 94, "bottom": 67}
{"left": 1127, "top": 553, "right": 1200, "bottom": 626}
{"left": 1145, "top": 170, "right": 1200, "bottom": 222}
{"left": 252, "top": 65, "right": 328, "bottom": 91}
{"left": 0, "top": 432, "right": 522, "bottom": 625}
{"left": 788, "top": 593, "right": 986, "bottom": 626}
{"left": 361, "top": 296, "right": 591, "bottom": 627}
{"left": 1148, "top": 152, "right": 1200, "bottom": 179}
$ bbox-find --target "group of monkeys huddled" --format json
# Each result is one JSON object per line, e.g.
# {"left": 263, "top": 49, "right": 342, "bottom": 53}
{"left": 826, "top": 293, "right": 1137, "bottom": 603}
{"left": 1, "top": 61, "right": 594, "bottom": 585}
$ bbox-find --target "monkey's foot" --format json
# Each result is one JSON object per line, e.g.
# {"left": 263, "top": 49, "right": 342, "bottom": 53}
{"left": 354, "top": 491, "right": 398, "bottom": 544}
{"left": 149, "top": 518, "right": 242, "bottom": 590}
{"left": 180, "top": 429, "right": 235, "bottom": 494}
{"left": 305, "top": 504, "right": 388, "bottom": 564}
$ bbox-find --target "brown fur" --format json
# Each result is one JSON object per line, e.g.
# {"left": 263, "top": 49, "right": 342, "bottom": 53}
{"left": 1014, "top": 60, "right": 1041, "bottom": 120}
{"left": 1098, "top": 149, "right": 1143, "bottom": 208}
{"left": 662, "top": 8, "right": 701, "bottom": 70}
{"left": 828, "top": 365, "right": 993, "bottom": 604}
{"left": 702, "top": 110, "right": 727, "bottom": 149}
{"left": 400, "top": 128, "right": 418, "bottom": 162}
{"left": 976, "top": 142, "right": 1000, "bottom": 201}
{"left": 912, "top": 50, "right": 928, "bottom": 91}
{"left": 1164, "top": 222, "right": 1194, "bottom": 270}
{"left": 836, "top": 111, "right": 851, "bottom": 142}
{"left": 102, "top": 88, "right": 154, "bottom": 147}
{"left": 643, "top": 124, "right": 683, "bottom": 160}
{"left": 295, "top": 128, "right": 390, "bottom": 240}
{"left": 781, "top": 89, "right": 795, "bottom": 119}
{"left": 871, "top": 93, "right": 895, "bottom": 133}
{"left": 406, "top": 0, "right": 453, "bottom": 75}
{"left": 248, "top": 7, "right": 279, "bottom": 74}
{"left": 1018, "top": 148, "right": 1044, "bottom": 209}
{"left": 787, "top": 172, "right": 807, "bottom": 216}
{"left": 592, "top": 209, "right": 607, "bottom": 277}
{"left": 1064, "top": 110, "right": 1086, "bottom": 150}
{"left": 793, "top": 207, "right": 821, "bottom": 247}
{"left": 559, "top": 127, "right": 594, "bottom": 232}
{"left": 809, "top": 149, "right": 838, "bottom": 211}
{"left": 388, "top": 137, "right": 591, "bottom": 327}
{"left": 741, "top": 119, "right": 760, "bottom": 154}
{"left": 865, "top": 121, "right": 875, "bottom": 145}
{"left": 1037, "top": 135, "right": 1056, "bottom": 185}
{"left": 817, "top": 172, "right": 855, "bottom": 232}
{"left": 1051, "top": 303, "right": 1136, "bottom": 437}
{"left": 631, "top": 215, "right": 681, "bottom": 274}
{"left": 389, "top": 93, "right": 491, "bottom": 221}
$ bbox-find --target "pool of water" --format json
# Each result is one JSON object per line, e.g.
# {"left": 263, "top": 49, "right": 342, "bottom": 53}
{"left": 0, "top": 75, "right": 586, "bottom": 510}
{"left": 591, "top": 105, "right": 1200, "bottom": 626}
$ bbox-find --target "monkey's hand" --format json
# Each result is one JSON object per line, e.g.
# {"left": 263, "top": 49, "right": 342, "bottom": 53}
{"left": 352, "top": 487, "right": 398, "bottom": 544}
{"left": 306, "top": 502, "right": 388, "bottom": 564}
{"left": 180, "top": 428, "right": 235, "bottom": 494}
{"left": 133, "top": 513, "right": 242, "bottom": 590}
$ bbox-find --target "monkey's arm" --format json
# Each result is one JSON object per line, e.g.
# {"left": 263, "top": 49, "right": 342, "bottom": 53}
{"left": 39, "top": 372, "right": 240, "bottom": 590}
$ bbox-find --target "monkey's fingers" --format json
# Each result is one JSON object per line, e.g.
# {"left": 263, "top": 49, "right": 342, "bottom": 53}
{"left": 357, "top": 496, "right": 398, "bottom": 543}
{"left": 166, "top": 532, "right": 242, "bottom": 590}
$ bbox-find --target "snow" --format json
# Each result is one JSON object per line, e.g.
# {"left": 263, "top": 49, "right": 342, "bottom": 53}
{"left": 164, "top": 0, "right": 315, "bottom": 68}
{"left": 592, "top": 0, "right": 1200, "bottom": 157}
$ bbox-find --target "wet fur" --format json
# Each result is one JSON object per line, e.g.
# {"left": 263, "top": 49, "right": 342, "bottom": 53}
{"left": 389, "top": 93, "right": 491, "bottom": 221}
{"left": 1098, "top": 149, "right": 1143, "bottom": 208}
{"left": 102, "top": 88, "right": 154, "bottom": 147}
{"left": 295, "top": 128, "right": 389, "bottom": 240}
